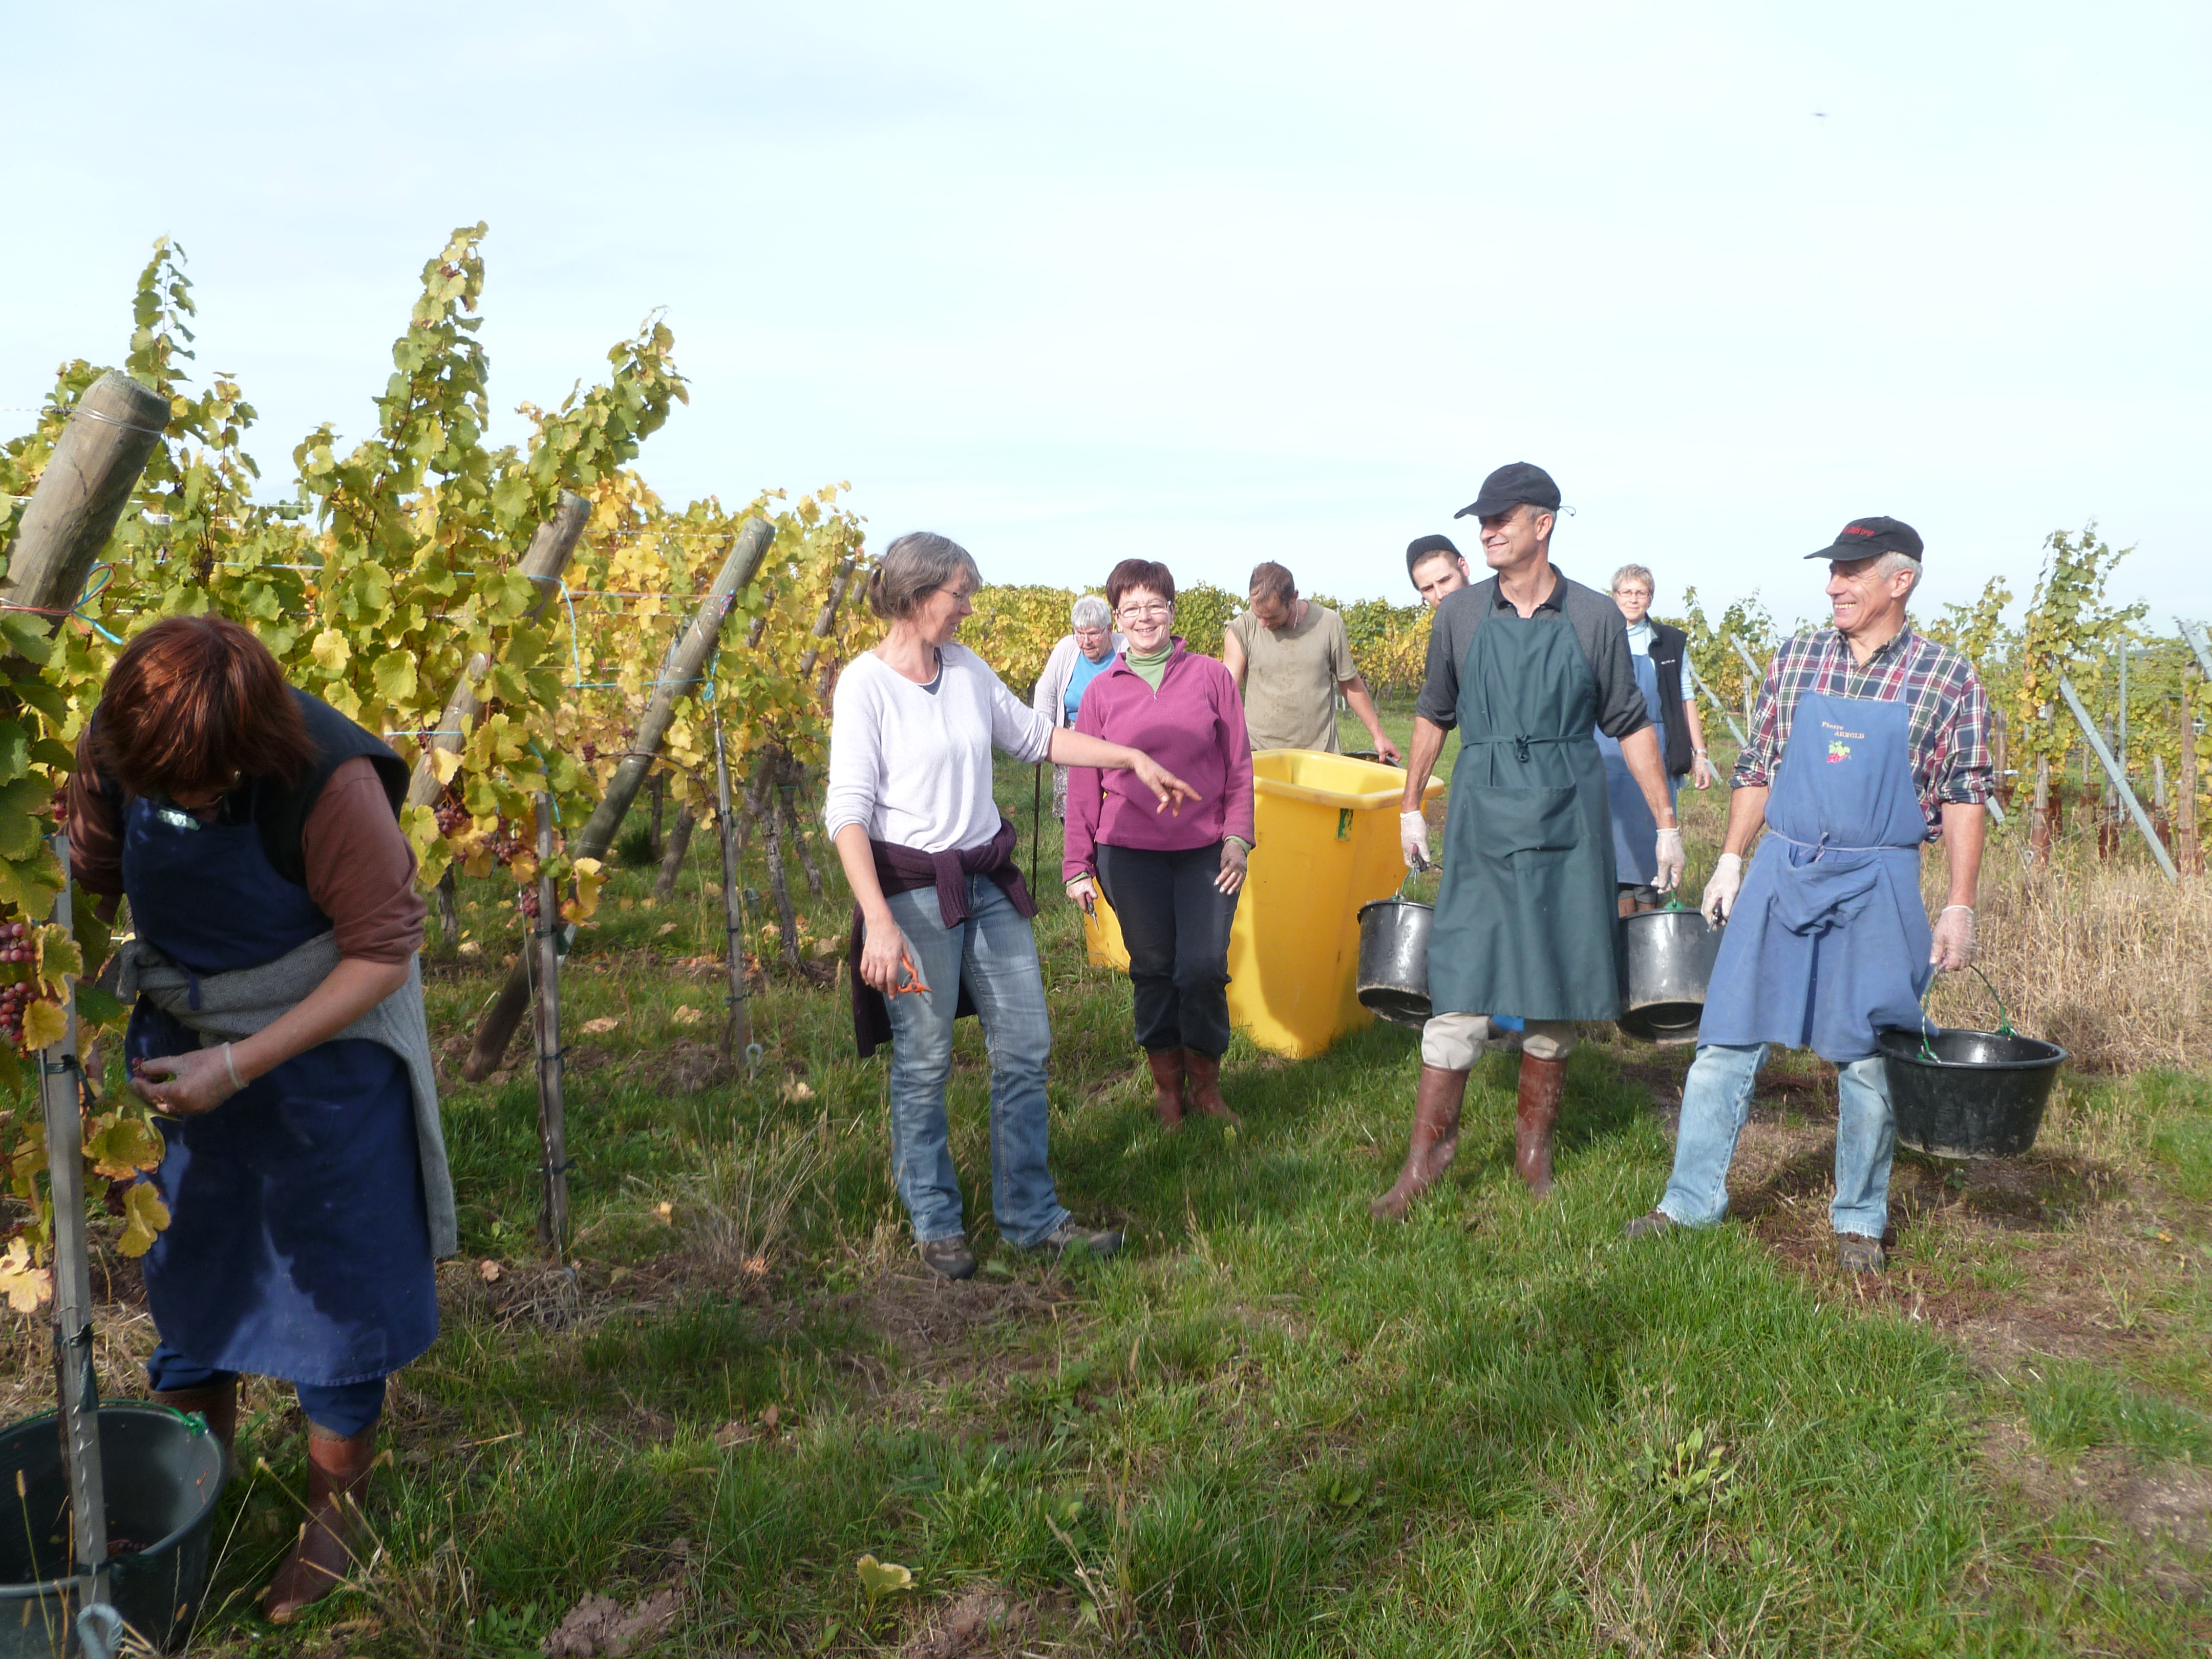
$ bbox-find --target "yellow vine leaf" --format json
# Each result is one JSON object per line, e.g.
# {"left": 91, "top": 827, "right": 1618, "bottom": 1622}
{"left": 19, "top": 999, "right": 66, "bottom": 1051}
{"left": 84, "top": 1113, "right": 164, "bottom": 1181}
{"left": 509, "top": 851, "right": 539, "bottom": 888}
{"left": 0, "top": 1236, "right": 51, "bottom": 1312}
{"left": 565, "top": 857, "right": 607, "bottom": 922}
{"left": 432, "top": 746, "right": 465, "bottom": 784}
{"left": 310, "top": 628, "right": 351, "bottom": 673}
{"left": 117, "top": 1181, "right": 171, "bottom": 1258}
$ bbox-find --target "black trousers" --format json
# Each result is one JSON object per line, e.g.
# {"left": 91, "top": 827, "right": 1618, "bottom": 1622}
{"left": 1096, "top": 841, "right": 1241, "bottom": 1058}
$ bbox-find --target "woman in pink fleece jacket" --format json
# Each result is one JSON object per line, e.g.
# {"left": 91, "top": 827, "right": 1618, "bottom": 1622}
{"left": 1064, "top": 559, "right": 1258, "bottom": 1129}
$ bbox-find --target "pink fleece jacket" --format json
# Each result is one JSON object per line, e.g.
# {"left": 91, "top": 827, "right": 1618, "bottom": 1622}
{"left": 1062, "top": 643, "right": 1257, "bottom": 878}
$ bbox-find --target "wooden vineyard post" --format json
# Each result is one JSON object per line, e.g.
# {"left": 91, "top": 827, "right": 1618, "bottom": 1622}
{"left": 2058, "top": 675, "right": 2178, "bottom": 883}
{"left": 2030, "top": 751, "right": 2052, "bottom": 865}
{"left": 530, "top": 794, "right": 571, "bottom": 1257}
{"left": 463, "top": 517, "right": 776, "bottom": 1081}
{"left": 0, "top": 371, "right": 170, "bottom": 633}
{"left": 652, "top": 803, "right": 699, "bottom": 902}
{"left": 405, "top": 491, "right": 591, "bottom": 814}
{"left": 711, "top": 708, "right": 753, "bottom": 1061}
{"left": 38, "top": 837, "right": 111, "bottom": 1611}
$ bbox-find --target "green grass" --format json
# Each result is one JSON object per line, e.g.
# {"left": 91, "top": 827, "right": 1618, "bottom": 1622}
{"left": 117, "top": 706, "right": 2211, "bottom": 1656}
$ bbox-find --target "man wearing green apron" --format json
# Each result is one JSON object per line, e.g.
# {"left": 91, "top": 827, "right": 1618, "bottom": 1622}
{"left": 1626, "top": 518, "right": 1992, "bottom": 1273}
{"left": 1375, "top": 463, "right": 1682, "bottom": 1218}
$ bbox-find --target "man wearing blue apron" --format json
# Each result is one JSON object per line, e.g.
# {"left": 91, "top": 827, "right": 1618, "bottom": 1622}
{"left": 1377, "top": 463, "right": 1683, "bottom": 1218}
{"left": 1627, "top": 518, "right": 1992, "bottom": 1272}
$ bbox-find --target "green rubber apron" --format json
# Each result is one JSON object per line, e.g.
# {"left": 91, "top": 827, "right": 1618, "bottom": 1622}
{"left": 1426, "top": 609, "right": 1623, "bottom": 1022}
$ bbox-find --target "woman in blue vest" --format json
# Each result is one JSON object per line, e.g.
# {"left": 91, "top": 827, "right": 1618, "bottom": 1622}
{"left": 69, "top": 615, "right": 452, "bottom": 1622}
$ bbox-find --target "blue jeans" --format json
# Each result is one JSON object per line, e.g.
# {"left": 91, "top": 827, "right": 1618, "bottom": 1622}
{"left": 147, "top": 1342, "right": 387, "bottom": 1439}
{"left": 1656, "top": 1043, "right": 1897, "bottom": 1239}
{"left": 882, "top": 877, "right": 1070, "bottom": 1249}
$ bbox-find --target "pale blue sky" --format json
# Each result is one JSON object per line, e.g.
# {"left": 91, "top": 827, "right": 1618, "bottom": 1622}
{"left": 5, "top": 2, "right": 2206, "bottom": 630}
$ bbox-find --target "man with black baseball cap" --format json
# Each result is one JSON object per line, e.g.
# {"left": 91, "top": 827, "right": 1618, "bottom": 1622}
{"left": 1372, "top": 463, "right": 1682, "bottom": 1219}
{"left": 1626, "top": 515, "right": 1995, "bottom": 1274}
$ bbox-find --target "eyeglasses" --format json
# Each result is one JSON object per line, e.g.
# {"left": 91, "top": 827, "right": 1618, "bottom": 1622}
{"left": 1116, "top": 604, "right": 1172, "bottom": 621}
{"left": 934, "top": 584, "right": 975, "bottom": 603}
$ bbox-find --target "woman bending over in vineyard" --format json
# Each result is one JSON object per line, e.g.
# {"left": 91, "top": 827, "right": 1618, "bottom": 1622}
{"left": 68, "top": 615, "right": 452, "bottom": 1623}
{"left": 827, "top": 532, "right": 1198, "bottom": 1280}
{"left": 1029, "top": 592, "right": 1124, "bottom": 820}
{"left": 1063, "top": 559, "right": 1256, "bottom": 1130}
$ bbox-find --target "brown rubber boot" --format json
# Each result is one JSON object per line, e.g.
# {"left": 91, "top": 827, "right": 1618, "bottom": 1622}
{"left": 154, "top": 1379, "right": 239, "bottom": 1477}
{"left": 1144, "top": 1047, "right": 1186, "bottom": 1129}
{"left": 1370, "top": 1065, "right": 1470, "bottom": 1220}
{"left": 1181, "top": 1050, "right": 1242, "bottom": 1126}
{"left": 1515, "top": 1051, "right": 1568, "bottom": 1197}
{"left": 264, "top": 1426, "right": 377, "bottom": 1623}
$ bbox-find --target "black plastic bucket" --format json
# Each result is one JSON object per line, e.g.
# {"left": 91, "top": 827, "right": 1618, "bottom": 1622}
{"left": 1617, "top": 908, "right": 1721, "bottom": 1045}
{"left": 1878, "top": 1023, "right": 2068, "bottom": 1160}
{"left": 0, "top": 1405, "right": 225, "bottom": 1656}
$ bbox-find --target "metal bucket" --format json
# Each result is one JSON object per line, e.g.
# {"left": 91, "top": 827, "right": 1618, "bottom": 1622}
{"left": 1355, "top": 899, "right": 1433, "bottom": 1030}
{"left": 1617, "top": 908, "right": 1721, "bottom": 1045}
{"left": 0, "top": 1405, "right": 225, "bottom": 1656}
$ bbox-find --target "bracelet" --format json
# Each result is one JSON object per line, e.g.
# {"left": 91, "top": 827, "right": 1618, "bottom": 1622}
{"left": 222, "top": 1042, "right": 245, "bottom": 1093}
{"left": 1693, "top": 748, "right": 1710, "bottom": 757}
{"left": 1939, "top": 904, "right": 1974, "bottom": 917}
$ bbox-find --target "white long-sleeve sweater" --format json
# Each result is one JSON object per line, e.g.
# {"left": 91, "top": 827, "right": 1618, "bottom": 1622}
{"left": 823, "top": 646, "right": 1055, "bottom": 854}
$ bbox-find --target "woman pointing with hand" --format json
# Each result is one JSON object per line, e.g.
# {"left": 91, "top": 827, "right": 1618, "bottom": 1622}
{"left": 1062, "top": 558, "right": 1257, "bottom": 1131}
{"left": 826, "top": 532, "right": 1199, "bottom": 1280}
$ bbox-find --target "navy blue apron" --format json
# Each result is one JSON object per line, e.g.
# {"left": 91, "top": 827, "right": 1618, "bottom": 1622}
{"left": 1596, "top": 651, "right": 1675, "bottom": 885}
{"left": 1427, "top": 611, "right": 1622, "bottom": 1022}
{"left": 1697, "top": 689, "right": 1932, "bottom": 1062}
{"left": 123, "top": 790, "right": 436, "bottom": 1387}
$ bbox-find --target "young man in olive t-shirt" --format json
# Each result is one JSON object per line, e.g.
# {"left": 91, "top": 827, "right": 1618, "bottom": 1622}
{"left": 1221, "top": 562, "right": 1400, "bottom": 760}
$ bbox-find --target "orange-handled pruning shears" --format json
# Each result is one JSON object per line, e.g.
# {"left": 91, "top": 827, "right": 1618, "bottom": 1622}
{"left": 885, "top": 948, "right": 931, "bottom": 998}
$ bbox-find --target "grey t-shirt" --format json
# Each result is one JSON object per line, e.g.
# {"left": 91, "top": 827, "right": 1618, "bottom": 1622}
{"left": 1417, "top": 567, "right": 1650, "bottom": 741}
{"left": 1227, "top": 602, "right": 1355, "bottom": 753}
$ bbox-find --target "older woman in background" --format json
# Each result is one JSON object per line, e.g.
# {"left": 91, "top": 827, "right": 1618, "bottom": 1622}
{"left": 1064, "top": 558, "right": 1257, "bottom": 1129}
{"left": 826, "top": 533, "right": 1198, "bottom": 1279}
{"left": 1031, "top": 594, "right": 1125, "bottom": 819}
{"left": 1601, "top": 564, "right": 1713, "bottom": 913}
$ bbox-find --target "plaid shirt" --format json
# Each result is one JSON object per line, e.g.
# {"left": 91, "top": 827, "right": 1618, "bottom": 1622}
{"left": 1733, "top": 622, "right": 1993, "bottom": 839}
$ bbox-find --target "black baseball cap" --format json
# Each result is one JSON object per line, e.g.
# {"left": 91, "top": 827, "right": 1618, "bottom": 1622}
{"left": 1810, "top": 516, "right": 1924, "bottom": 561}
{"left": 1406, "top": 534, "right": 1462, "bottom": 576}
{"left": 1454, "top": 462, "right": 1561, "bottom": 521}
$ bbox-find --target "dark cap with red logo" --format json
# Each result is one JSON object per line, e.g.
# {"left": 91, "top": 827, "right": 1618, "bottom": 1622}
{"left": 1810, "top": 516, "right": 1924, "bottom": 562}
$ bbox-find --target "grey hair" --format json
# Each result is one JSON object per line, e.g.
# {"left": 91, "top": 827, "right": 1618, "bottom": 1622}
{"left": 1874, "top": 549, "right": 1922, "bottom": 596}
{"left": 1610, "top": 564, "right": 1656, "bottom": 596}
{"left": 1071, "top": 594, "right": 1111, "bottom": 631}
{"left": 866, "top": 531, "right": 982, "bottom": 621}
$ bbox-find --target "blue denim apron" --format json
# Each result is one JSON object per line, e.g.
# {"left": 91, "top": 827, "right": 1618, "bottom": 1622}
{"left": 122, "top": 792, "right": 437, "bottom": 1387}
{"left": 1596, "top": 651, "right": 1675, "bottom": 885}
{"left": 1427, "top": 611, "right": 1622, "bottom": 1022}
{"left": 1697, "top": 690, "right": 1932, "bottom": 1062}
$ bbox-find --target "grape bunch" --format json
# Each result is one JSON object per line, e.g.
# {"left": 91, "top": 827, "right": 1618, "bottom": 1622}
{"left": 434, "top": 799, "right": 469, "bottom": 840}
{"left": 0, "top": 921, "right": 36, "bottom": 1050}
{"left": 518, "top": 887, "right": 541, "bottom": 920}
{"left": 433, "top": 791, "right": 528, "bottom": 866}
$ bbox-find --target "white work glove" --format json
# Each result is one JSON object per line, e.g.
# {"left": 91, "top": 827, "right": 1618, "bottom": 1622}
{"left": 1930, "top": 904, "right": 1975, "bottom": 972}
{"left": 1400, "top": 810, "right": 1432, "bottom": 871}
{"left": 1065, "top": 874, "right": 1098, "bottom": 916}
{"left": 1653, "top": 827, "right": 1686, "bottom": 892}
{"left": 1700, "top": 853, "right": 1743, "bottom": 924}
{"left": 1691, "top": 752, "right": 1716, "bottom": 790}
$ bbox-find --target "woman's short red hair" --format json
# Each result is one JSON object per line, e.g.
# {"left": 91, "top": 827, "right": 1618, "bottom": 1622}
{"left": 92, "top": 615, "right": 314, "bottom": 799}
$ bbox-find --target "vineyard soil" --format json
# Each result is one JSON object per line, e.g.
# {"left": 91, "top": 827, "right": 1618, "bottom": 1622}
{"left": 2, "top": 712, "right": 2207, "bottom": 1656}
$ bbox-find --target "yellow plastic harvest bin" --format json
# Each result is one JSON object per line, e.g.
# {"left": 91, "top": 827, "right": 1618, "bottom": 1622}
{"left": 1082, "top": 750, "right": 1443, "bottom": 1059}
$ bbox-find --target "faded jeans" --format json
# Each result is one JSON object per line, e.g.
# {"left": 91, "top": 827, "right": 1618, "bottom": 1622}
{"left": 1656, "top": 1043, "right": 1897, "bottom": 1239}
{"left": 882, "top": 877, "right": 1070, "bottom": 1249}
